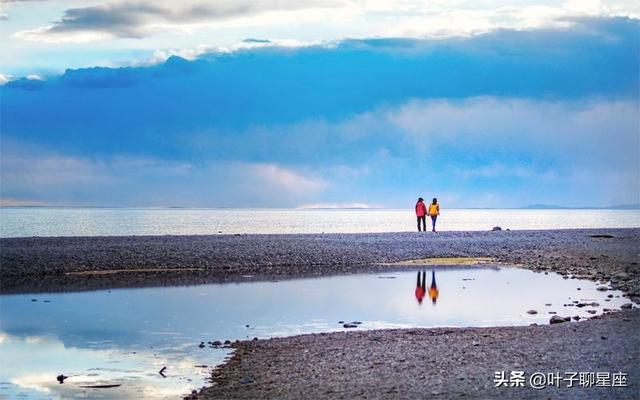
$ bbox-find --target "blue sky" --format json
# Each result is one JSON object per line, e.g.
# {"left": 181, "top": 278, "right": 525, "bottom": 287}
{"left": 0, "top": 1, "right": 639, "bottom": 208}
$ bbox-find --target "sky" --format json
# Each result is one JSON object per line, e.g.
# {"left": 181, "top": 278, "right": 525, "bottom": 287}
{"left": 0, "top": 1, "right": 639, "bottom": 208}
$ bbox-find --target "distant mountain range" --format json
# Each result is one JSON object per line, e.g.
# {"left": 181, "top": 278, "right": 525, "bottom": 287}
{"left": 521, "top": 204, "right": 640, "bottom": 210}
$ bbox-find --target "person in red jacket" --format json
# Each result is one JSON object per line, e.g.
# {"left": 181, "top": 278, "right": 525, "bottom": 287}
{"left": 415, "top": 197, "right": 427, "bottom": 232}
{"left": 415, "top": 270, "right": 426, "bottom": 304}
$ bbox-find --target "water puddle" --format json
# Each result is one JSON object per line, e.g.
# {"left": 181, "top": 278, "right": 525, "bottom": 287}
{"left": 0, "top": 266, "right": 632, "bottom": 399}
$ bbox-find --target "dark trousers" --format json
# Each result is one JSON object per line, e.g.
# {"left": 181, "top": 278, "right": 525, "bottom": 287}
{"left": 417, "top": 216, "right": 426, "bottom": 231}
{"left": 431, "top": 215, "right": 437, "bottom": 231}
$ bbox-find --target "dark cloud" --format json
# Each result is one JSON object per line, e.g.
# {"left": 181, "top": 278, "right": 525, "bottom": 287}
{"left": 19, "top": 0, "right": 340, "bottom": 39}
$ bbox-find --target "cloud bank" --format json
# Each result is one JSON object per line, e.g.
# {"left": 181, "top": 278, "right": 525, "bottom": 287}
{"left": 1, "top": 18, "right": 638, "bottom": 207}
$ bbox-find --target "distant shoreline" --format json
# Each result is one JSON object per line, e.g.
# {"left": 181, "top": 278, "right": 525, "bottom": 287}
{"left": 1, "top": 205, "right": 639, "bottom": 210}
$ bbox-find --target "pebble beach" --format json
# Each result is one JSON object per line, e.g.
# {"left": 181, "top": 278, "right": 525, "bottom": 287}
{"left": 1, "top": 228, "right": 639, "bottom": 399}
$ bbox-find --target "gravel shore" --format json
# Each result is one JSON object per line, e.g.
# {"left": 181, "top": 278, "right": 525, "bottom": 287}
{"left": 195, "top": 309, "right": 639, "bottom": 399}
{"left": 1, "top": 228, "right": 639, "bottom": 399}
{"left": 1, "top": 228, "right": 639, "bottom": 297}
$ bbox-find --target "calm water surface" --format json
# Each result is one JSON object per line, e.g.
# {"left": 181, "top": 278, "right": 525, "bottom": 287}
{"left": 1, "top": 208, "right": 638, "bottom": 237}
{"left": 0, "top": 267, "right": 631, "bottom": 399}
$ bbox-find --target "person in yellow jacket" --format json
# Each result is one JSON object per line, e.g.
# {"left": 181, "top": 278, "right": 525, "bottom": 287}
{"left": 428, "top": 198, "right": 440, "bottom": 232}
{"left": 428, "top": 270, "right": 439, "bottom": 304}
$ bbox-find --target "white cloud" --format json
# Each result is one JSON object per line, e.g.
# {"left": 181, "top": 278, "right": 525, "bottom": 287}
{"left": 141, "top": 38, "right": 328, "bottom": 65}
{"left": 244, "top": 162, "right": 327, "bottom": 195}
{"left": 0, "top": 73, "right": 12, "bottom": 84}
{"left": 0, "top": 149, "right": 329, "bottom": 206}
{"left": 385, "top": 97, "right": 639, "bottom": 167}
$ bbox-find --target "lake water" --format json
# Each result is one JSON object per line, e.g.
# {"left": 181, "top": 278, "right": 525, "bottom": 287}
{"left": 0, "top": 267, "right": 631, "bottom": 400}
{"left": 1, "top": 208, "right": 638, "bottom": 237}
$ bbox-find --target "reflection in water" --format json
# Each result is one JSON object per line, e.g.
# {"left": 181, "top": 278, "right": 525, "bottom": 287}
{"left": 0, "top": 267, "right": 632, "bottom": 399}
{"left": 429, "top": 270, "right": 439, "bottom": 305}
{"left": 415, "top": 270, "right": 439, "bottom": 305}
{"left": 0, "top": 333, "right": 208, "bottom": 399}
{"left": 414, "top": 271, "right": 426, "bottom": 304}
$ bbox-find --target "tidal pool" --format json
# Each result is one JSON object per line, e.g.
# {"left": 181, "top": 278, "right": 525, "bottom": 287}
{"left": 0, "top": 266, "right": 631, "bottom": 399}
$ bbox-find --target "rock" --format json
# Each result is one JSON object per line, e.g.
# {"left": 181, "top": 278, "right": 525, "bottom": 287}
{"left": 224, "top": 340, "right": 231, "bottom": 345}
{"left": 343, "top": 323, "right": 358, "bottom": 328}
{"left": 601, "top": 336, "right": 608, "bottom": 340}
{"left": 563, "top": 316, "right": 571, "bottom": 321}
{"left": 526, "top": 310, "right": 538, "bottom": 315}
{"left": 548, "top": 311, "right": 557, "bottom": 314}
{"left": 492, "top": 226, "right": 502, "bottom": 231}
{"left": 56, "top": 374, "right": 68, "bottom": 384}
{"left": 549, "top": 315, "right": 566, "bottom": 324}
{"left": 545, "top": 303, "right": 552, "bottom": 306}
{"left": 620, "top": 303, "right": 633, "bottom": 309}
{"left": 590, "top": 302, "right": 600, "bottom": 307}
{"left": 198, "top": 342, "right": 205, "bottom": 348}
{"left": 586, "top": 310, "right": 597, "bottom": 314}
{"left": 212, "top": 340, "right": 222, "bottom": 346}
{"left": 572, "top": 316, "right": 581, "bottom": 321}
{"left": 607, "top": 294, "right": 614, "bottom": 298}
{"left": 596, "top": 286, "right": 608, "bottom": 291}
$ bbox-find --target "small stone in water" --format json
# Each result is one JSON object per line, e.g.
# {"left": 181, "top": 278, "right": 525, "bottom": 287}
{"left": 620, "top": 303, "right": 633, "bottom": 309}
{"left": 526, "top": 310, "right": 538, "bottom": 315}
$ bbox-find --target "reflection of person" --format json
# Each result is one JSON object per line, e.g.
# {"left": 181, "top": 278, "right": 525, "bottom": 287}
{"left": 428, "top": 270, "right": 439, "bottom": 304}
{"left": 415, "top": 271, "right": 426, "bottom": 304}
{"left": 415, "top": 198, "right": 427, "bottom": 232}
{"left": 428, "top": 198, "right": 440, "bottom": 232}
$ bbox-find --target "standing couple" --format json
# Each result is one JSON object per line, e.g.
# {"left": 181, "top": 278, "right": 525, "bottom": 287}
{"left": 415, "top": 197, "right": 440, "bottom": 232}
